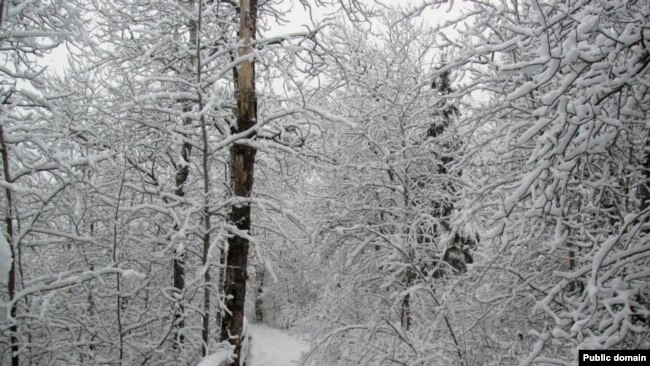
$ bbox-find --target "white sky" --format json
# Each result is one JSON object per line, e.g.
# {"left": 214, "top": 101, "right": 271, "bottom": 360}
{"left": 265, "top": 0, "right": 467, "bottom": 37}
{"left": 43, "top": 1, "right": 469, "bottom": 80}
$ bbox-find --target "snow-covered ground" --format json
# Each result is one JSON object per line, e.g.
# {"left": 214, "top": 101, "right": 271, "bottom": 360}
{"left": 249, "top": 324, "right": 310, "bottom": 366}
{"left": 197, "top": 325, "right": 309, "bottom": 366}
{"left": 197, "top": 351, "right": 232, "bottom": 366}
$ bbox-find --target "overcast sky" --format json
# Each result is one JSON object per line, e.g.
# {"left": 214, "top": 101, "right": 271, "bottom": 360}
{"left": 265, "top": 0, "right": 468, "bottom": 37}
{"left": 43, "top": 0, "right": 469, "bottom": 79}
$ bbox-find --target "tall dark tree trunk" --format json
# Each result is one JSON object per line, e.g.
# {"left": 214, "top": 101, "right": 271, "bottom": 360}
{"left": 172, "top": 114, "right": 191, "bottom": 348}
{"left": 113, "top": 167, "right": 127, "bottom": 365}
{"left": 1, "top": 124, "right": 19, "bottom": 366}
{"left": 254, "top": 268, "right": 264, "bottom": 323}
{"left": 194, "top": 1, "right": 215, "bottom": 355}
{"left": 641, "top": 132, "right": 650, "bottom": 237}
{"left": 1, "top": 11, "right": 18, "bottom": 366}
{"left": 642, "top": 132, "right": 650, "bottom": 214}
{"left": 400, "top": 267, "right": 414, "bottom": 330}
{"left": 220, "top": 0, "right": 257, "bottom": 363}
{"left": 173, "top": 0, "right": 200, "bottom": 350}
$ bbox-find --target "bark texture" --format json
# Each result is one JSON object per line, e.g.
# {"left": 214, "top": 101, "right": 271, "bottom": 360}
{"left": 172, "top": 115, "right": 191, "bottom": 348}
{"left": 220, "top": 0, "right": 257, "bottom": 363}
{"left": 1, "top": 124, "right": 18, "bottom": 366}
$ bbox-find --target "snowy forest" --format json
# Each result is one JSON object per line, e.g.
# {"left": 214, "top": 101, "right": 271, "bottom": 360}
{"left": 0, "top": 0, "right": 648, "bottom": 365}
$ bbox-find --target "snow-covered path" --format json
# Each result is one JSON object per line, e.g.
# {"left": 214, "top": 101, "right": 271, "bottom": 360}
{"left": 249, "top": 324, "right": 310, "bottom": 366}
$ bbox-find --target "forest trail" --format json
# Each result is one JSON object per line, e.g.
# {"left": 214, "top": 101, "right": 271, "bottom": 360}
{"left": 249, "top": 324, "right": 310, "bottom": 366}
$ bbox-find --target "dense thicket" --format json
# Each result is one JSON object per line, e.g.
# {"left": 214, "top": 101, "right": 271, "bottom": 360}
{"left": 1, "top": 1, "right": 648, "bottom": 366}
{"left": 445, "top": 1, "right": 650, "bottom": 363}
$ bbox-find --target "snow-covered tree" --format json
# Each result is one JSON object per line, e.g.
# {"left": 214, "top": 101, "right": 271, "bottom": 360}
{"left": 300, "top": 12, "right": 477, "bottom": 365}
{"left": 435, "top": 0, "right": 650, "bottom": 363}
{"left": 2, "top": 1, "right": 647, "bottom": 365}
{"left": 0, "top": 2, "right": 133, "bottom": 365}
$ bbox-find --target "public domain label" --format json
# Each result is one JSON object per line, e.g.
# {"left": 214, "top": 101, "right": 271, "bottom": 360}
{"left": 579, "top": 350, "right": 649, "bottom": 365}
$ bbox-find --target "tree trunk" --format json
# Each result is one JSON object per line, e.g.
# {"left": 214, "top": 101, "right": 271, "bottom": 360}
{"left": 220, "top": 0, "right": 257, "bottom": 363}
{"left": 192, "top": 1, "right": 215, "bottom": 355}
{"left": 1, "top": 125, "right": 19, "bottom": 366}
{"left": 642, "top": 132, "right": 650, "bottom": 216}
{"left": 400, "top": 268, "right": 414, "bottom": 330}
{"left": 174, "top": 0, "right": 199, "bottom": 351}
{"left": 254, "top": 268, "right": 264, "bottom": 323}
{"left": 172, "top": 113, "right": 191, "bottom": 348}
